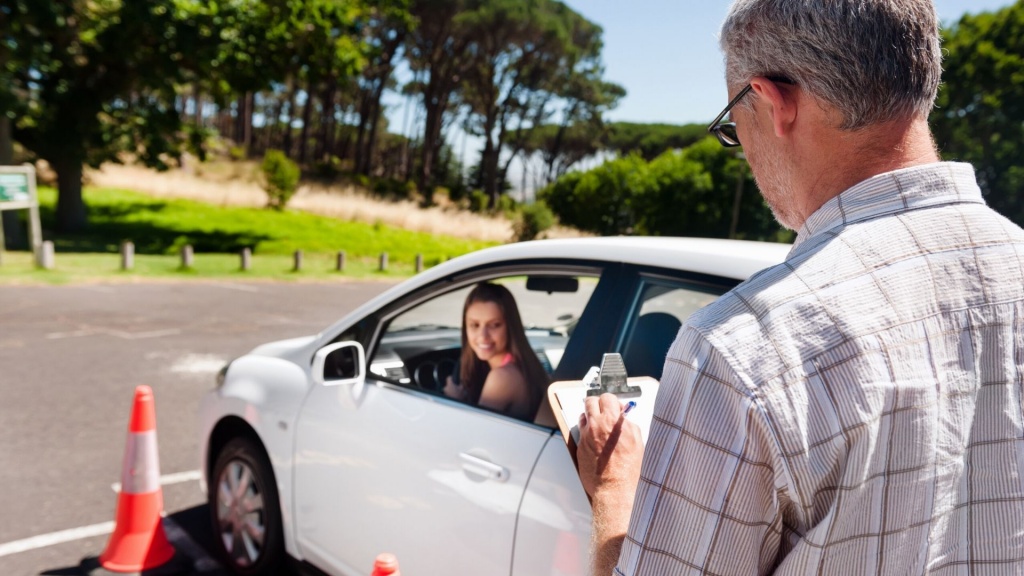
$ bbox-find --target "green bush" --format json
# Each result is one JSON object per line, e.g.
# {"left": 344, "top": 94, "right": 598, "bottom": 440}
{"left": 313, "top": 156, "right": 346, "bottom": 180}
{"left": 540, "top": 137, "right": 792, "bottom": 241}
{"left": 468, "top": 190, "right": 489, "bottom": 213}
{"left": 372, "top": 177, "right": 416, "bottom": 201}
{"left": 261, "top": 150, "right": 301, "bottom": 210}
{"left": 496, "top": 194, "right": 517, "bottom": 217}
{"left": 540, "top": 154, "right": 649, "bottom": 235}
{"left": 229, "top": 145, "right": 247, "bottom": 161}
{"left": 513, "top": 202, "right": 556, "bottom": 242}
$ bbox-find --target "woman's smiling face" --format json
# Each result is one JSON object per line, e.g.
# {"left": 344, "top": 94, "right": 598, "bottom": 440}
{"left": 465, "top": 300, "right": 509, "bottom": 366}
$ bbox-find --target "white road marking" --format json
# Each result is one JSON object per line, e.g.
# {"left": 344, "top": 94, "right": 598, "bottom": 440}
{"left": 119, "top": 328, "right": 182, "bottom": 340}
{"left": 170, "top": 354, "right": 227, "bottom": 375}
{"left": 0, "top": 516, "right": 220, "bottom": 571}
{"left": 46, "top": 328, "right": 99, "bottom": 340}
{"left": 0, "top": 471, "right": 211, "bottom": 560}
{"left": 111, "top": 469, "right": 201, "bottom": 493}
{"left": 46, "top": 327, "right": 181, "bottom": 340}
{"left": 0, "top": 521, "right": 115, "bottom": 558}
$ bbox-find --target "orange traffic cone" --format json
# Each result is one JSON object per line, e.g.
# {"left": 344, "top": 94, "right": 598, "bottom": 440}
{"left": 98, "top": 385, "right": 176, "bottom": 572}
{"left": 371, "top": 552, "right": 401, "bottom": 576}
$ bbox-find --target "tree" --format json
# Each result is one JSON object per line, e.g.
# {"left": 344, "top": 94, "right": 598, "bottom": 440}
{"left": 2, "top": 0, "right": 379, "bottom": 233}
{"left": 405, "top": 0, "right": 473, "bottom": 195}
{"left": 932, "top": 1, "right": 1024, "bottom": 224}
{"left": 531, "top": 14, "right": 623, "bottom": 185}
{"left": 2, "top": 0, "right": 239, "bottom": 232}
{"left": 354, "top": 1, "right": 413, "bottom": 176}
{"left": 458, "top": 0, "right": 617, "bottom": 206}
{"left": 517, "top": 121, "right": 600, "bottom": 183}
{"left": 604, "top": 122, "right": 707, "bottom": 161}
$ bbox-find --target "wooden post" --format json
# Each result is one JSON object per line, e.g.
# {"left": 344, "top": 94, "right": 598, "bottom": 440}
{"left": 240, "top": 248, "right": 252, "bottom": 271}
{"left": 180, "top": 244, "right": 194, "bottom": 268}
{"left": 379, "top": 252, "right": 388, "bottom": 272}
{"left": 120, "top": 241, "right": 134, "bottom": 271}
{"left": 39, "top": 240, "right": 54, "bottom": 270}
{"left": 293, "top": 249, "right": 303, "bottom": 272}
{"left": 336, "top": 251, "right": 346, "bottom": 272}
{"left": 415, "top": 253, "right": 423, "bottom": 273}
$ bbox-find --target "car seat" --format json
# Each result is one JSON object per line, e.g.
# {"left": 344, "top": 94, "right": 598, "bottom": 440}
{"left": 623, "top": 312, "right": 682, "bottom": 380}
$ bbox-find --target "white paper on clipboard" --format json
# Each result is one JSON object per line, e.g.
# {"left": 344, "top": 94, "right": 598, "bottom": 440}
{"left": 547, "top": 375, "right": 660, "bottom": 447}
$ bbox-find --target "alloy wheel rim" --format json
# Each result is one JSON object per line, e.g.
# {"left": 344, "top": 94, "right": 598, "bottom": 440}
{"left": 216, "top": 459, "right": 266, "bottom": 567}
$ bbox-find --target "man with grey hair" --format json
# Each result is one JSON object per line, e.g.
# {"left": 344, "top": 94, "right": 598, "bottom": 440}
{"left": 576, "top": 0, "right": 1024, "bottom": 574}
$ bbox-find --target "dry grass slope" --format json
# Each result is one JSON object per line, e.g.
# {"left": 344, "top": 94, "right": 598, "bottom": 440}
{"left": 87, "top": 163, "right": 584, "bottom": 243}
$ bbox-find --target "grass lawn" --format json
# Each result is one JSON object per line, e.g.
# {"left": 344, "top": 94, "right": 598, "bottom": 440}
{"left": 0, "top": 186, "right": 498, "bottom": 284}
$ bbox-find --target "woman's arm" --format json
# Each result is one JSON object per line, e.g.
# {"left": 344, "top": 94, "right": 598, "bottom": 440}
{"left": 477, "top": 366, "right": 526, "bottom": 413}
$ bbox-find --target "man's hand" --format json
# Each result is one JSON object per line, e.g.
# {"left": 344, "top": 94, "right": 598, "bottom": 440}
{"left": 576, "top": 393, "right": 644, "bottom": 576}
{"left": 577, "top": 393, "right": 644, "bottom": 498}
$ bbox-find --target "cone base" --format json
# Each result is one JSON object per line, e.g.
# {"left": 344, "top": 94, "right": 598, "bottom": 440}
{"left": 99, "top": 492, "right": 176, "bottom": 572}
{"left": 99, "top": 528, "right": 175, "bottom": 572}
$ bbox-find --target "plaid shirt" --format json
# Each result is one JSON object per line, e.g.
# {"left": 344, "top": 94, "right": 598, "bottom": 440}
{"left": 617, "top": 163, "right": 1024, "bottom": 575}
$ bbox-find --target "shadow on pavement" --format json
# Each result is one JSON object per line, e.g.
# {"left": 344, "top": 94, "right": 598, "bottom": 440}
{"left": 39, "top": 505, "right": 224, "bottom": 576}
{"left": 38, "top": 504, "right": 313, "bottom": 575}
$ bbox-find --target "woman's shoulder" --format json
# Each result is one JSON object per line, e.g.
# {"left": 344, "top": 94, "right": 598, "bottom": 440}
{"left": 486, "top": 363, "right": 527, "bottom": 386}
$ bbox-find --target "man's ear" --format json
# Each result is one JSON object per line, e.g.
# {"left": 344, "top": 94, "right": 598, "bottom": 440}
{"left": 749, "top": 77, "right": 797, "bottom": 138}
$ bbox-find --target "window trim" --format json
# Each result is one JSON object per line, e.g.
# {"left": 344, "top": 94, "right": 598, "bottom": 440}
{"left": 612, "top": 266, "right": 741, "bottom": 356}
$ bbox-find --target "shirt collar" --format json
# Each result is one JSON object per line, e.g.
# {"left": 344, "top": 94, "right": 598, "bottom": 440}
{"left": 792, "top": 162, "right": 984, "bottom": 253}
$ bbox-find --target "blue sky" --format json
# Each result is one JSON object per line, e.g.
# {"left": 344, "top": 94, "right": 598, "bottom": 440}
{"left": 561, "top": 0, "right": 1014, "bottom": 126}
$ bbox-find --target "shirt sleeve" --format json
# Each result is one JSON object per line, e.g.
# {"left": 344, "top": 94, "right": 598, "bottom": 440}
{"left": 615, "top": 325, "right": 785, "bottom": 575}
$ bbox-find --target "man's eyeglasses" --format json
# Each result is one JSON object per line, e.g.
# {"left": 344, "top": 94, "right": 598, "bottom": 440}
{"left": 707, "top": 77, "right": 794, "bottom": 148}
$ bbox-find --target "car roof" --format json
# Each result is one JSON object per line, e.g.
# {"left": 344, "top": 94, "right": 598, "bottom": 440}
{"left": 440, "top": 237, "right": 791, "bottom": 281}
{"left": 318, "top": 237, "right": 791, "bottom": 345}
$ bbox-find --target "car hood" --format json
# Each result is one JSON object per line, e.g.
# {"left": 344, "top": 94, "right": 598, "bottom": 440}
{"left": 249, "top": 335, "right": 318, "bottom": 360}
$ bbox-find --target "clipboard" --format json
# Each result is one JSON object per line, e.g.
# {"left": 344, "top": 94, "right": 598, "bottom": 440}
{"left": 546, "top": 353, "right": 659, "bottom": 465}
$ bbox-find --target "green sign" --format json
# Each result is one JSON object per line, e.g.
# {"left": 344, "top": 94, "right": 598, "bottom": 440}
{"left": 0, "top": 173, "right": 29, "bottom": 203}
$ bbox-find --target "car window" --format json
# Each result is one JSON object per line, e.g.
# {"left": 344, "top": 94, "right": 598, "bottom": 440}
{"left": 369, "top": 274, "right": 598, "bottom": 396}
{"left": 619, "top": 277, "right": 723, "bottom": 380}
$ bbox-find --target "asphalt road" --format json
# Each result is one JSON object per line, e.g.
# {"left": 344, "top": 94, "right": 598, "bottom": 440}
{"left": 0, "top": 280, "right": 396, "bottom": 575}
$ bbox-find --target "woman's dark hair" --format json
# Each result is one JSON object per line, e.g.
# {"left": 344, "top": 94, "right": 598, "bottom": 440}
{"left": 458, "top": 282, "right": 550, "bottom": 416}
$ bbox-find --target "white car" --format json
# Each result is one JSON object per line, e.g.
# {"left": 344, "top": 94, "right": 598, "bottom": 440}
{"left": 198, "top": 237, "right": 790, "bottom": 576}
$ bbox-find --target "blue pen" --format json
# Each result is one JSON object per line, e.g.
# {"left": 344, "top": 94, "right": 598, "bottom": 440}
{"left": 624, "top": 400, "right": 636, "bottom": 414}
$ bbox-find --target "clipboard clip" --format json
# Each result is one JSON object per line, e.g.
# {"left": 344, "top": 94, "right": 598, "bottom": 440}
{"left": 586, "top": 353, "right": 642, "bottom": 397}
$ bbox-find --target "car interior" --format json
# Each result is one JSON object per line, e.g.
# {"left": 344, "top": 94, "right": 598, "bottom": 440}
{"left": 359, "top": 269, "right": 726, "bottom": 428}
{"left": 368, "top": 273, "right": 595, "bottom": 399}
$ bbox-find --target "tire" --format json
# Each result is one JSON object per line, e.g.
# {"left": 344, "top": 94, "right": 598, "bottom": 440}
{"left": 209, "top": 436, "right": 285, "bottom": 576}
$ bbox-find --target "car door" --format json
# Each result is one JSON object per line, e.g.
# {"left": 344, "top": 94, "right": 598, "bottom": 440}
{"left": 292, "top": 269, "right": 601, "bottom": 576}
{"left": 510, "top": 267, "right": 736, "bottom": 576}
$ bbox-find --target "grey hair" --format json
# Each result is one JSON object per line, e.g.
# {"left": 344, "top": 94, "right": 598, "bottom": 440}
{"left": 720, "top": 0, "right": 942, "bottom": 130}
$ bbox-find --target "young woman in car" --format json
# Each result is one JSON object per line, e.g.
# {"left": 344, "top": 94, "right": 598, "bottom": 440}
{"left": 443, "top": 282, "right": 550, "bottom": 421}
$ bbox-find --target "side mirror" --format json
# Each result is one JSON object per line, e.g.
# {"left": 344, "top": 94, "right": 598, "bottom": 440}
{"left": 312, "top": 341, "right": 366, "bottom": 386}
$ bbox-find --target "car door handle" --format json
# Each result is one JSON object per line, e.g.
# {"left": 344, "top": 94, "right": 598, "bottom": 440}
{"left": 459, "top": 452, "right": 509, "bottom": 483}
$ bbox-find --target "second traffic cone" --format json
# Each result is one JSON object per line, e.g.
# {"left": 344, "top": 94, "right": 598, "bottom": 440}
{"left": 98, "top": 385, "right": 176, "bottom": 572}
{"left": 371, "top": 552, "right": 401, "bottom": 576}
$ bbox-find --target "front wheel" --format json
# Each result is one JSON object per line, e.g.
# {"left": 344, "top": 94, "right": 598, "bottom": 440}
{"left": 209, "top": 436, "right": 285, "bottom": 575}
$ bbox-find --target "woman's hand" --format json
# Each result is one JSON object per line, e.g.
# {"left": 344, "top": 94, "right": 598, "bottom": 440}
{"left": 443, "top": 376, "right": 465, "bottom": 400}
